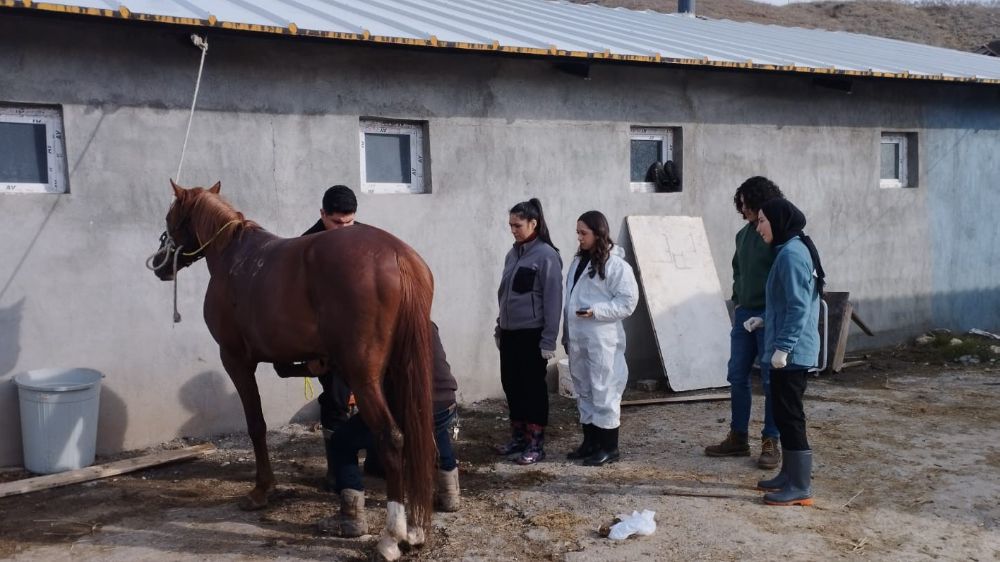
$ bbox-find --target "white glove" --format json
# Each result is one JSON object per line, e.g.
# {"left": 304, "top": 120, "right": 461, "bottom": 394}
{"left": 771, "top": 349, "right": 788, "bottom": 369}
{"left": 541, "top": 349, "right": 556, "bottom": 360}
{"left": 743, "top": 317, "right": 764, "bottom": 333}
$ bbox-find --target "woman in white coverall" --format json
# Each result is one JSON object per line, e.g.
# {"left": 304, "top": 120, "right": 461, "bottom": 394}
{"left": 562, "top": 210, "right": 639, "bottom": 466}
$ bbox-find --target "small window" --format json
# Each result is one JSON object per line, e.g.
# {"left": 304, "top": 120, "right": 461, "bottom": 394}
{"left": 630, "top": 126, "right": 681, "bottom": 193}
{"left": 360, "top": 119, "right": 428, "bottom": 194}
{"left": 880, "top": 132, "right": 916, "bottom": 188}
{"left": 1, "top": 104, "right": 68, "bottom": 194}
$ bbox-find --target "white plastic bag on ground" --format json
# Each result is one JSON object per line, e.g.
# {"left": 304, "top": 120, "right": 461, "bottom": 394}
{"left": 607, "top": 510, "right": 656, "bottom": 540}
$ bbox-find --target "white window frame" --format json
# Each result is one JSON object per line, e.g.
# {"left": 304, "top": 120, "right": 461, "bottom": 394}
{"left": 629, "top": 126, "right": 675, "bottom": 193}
{"left": 359, "top": 119, "right": 427, "bottom": 194}
{"left": 1, "top": 105, "right": 68, "bottom": 194}
{"left": 879, "top": 133, "right": 908, "bottom": 189}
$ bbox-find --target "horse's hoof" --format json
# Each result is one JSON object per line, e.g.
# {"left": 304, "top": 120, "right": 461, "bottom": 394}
{"left": 376, "top": 536, "right": 401, "bottom": 561}
{"left": 405, "top": 526, "right": 425, "bottom": 547}
{"left": 237, "top": 493, "right": 268, "bottom": 511}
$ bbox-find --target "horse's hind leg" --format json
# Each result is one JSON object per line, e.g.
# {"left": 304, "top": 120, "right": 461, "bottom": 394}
{"left": 221, "top": 351, "right": 274, "bottom": 510}
{"left": 352, "top": 380, "right": 408, "bottom": 560}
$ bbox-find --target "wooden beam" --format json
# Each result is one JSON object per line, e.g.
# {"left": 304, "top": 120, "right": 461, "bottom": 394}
{"left": 621, "top": 392, "right": 730, "bottom": 407}
{"left": 851, "top": 310, "right": 875, "bottom": 337}
{"left": 822, "top": 292, "right": 854, "bottom": 373}
{"left": 839, "top": 360, "right": 868, "bottom": 370}
{"left": 0, "top": 443, "right": 216, "bottom": 499}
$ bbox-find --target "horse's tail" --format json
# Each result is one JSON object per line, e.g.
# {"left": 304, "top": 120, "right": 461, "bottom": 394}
{"left": 387, "top": 250, "right": 436, "bottom": 532}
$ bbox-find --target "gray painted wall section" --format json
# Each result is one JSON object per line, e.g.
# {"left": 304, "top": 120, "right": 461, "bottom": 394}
{"left": 1, "top": 14, "right": 998, "bottom": 466}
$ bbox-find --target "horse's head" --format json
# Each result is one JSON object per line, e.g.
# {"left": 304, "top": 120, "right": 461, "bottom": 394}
{"left": 149, "top": 179, "right": 222, "bottom": 281}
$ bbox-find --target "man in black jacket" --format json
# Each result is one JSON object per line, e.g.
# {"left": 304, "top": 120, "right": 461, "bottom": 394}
{"left": 296, "top": 185, "right": 461, "bottom": 537}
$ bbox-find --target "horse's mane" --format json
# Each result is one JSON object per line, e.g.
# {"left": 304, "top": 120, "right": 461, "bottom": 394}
{"left": 187, "top": 189, "right": 260, "bottom": 251}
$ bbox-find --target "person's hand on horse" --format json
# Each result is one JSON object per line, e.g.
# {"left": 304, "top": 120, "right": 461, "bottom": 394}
{"left": 307, "top": 359, "right": 327, "bottom": 376}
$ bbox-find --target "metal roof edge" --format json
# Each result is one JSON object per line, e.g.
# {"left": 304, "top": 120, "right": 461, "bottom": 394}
{"left": 3, "top": 0, "right": 999, "bottom": 85}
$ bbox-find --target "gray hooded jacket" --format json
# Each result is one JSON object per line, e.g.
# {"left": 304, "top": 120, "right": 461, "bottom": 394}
{"left": 496, "top": 238, "right": 563, "bottom": 352}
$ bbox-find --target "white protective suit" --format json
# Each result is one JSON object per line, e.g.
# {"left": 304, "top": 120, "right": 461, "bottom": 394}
{"left": 563, "top": 246, "right": 639, "bottom": 429}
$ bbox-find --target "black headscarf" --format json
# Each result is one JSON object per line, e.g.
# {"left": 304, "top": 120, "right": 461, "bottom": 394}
{"left": 760, "top": 198, "right": 826, "bottom": 295}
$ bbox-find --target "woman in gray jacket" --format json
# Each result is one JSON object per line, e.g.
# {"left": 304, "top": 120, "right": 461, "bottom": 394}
{"left": 494, "top": 198, "right": 563, "bottom": 465}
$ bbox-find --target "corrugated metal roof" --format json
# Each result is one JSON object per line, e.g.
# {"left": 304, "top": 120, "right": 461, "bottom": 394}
{"left": 4, "top": 0, "right": 1000, "bottom": 84}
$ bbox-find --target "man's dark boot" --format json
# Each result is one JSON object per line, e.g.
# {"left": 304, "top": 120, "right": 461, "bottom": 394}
{"left": 322, "top": 428, "right": 337, "bottom": 491}
{"left": 704, "top": 430, "right": 751, "bottom": 457}
{"left": 583, "top": 426, "right": 620, "bottom": 466}
{"left": 764, "top": 449, "right": 814, "bottom": 506}
{"left": 567, "top": 423, "right": 597, "bottom": 460}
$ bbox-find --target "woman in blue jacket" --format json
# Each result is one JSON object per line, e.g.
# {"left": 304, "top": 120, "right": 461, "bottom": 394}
{"left": 754, "top": 198, "right": 825, "bottom": 506}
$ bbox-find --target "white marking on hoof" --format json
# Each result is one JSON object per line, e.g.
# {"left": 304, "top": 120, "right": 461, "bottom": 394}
{"left": 406, "top": 525, "right": 425, "bottom": 546}
{"left": 385, "top": 501, "right": 406, "bottom": 539}
{"left": 376, "top": 535, "right": 401, "bottom": 561}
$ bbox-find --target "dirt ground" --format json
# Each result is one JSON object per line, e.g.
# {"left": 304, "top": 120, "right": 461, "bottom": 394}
{"left": 2, "top": 340, "right": 999, "bottom": 561}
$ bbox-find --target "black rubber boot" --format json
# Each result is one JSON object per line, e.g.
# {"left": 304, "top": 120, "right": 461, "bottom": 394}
{"left": 583, "top": 426, "right": 620, "bottom": 466}
{"left": 764, "top": 449, "right": 814, "bottom": 506}
{"left": 567, "top": 423, "right": 597, "bottom": 460}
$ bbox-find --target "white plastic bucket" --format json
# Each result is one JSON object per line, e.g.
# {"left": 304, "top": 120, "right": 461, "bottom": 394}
{"left": 13, "top": 368, "right": 103, "bottom": 474}
{"left": 557, "top": 358, "right": 576, "bottom": 399}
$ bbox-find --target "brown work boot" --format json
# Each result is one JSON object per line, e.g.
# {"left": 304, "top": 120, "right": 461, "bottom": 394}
{"left": 318, "top": 489, "right": 368, "bottom": 537}
{"left": 704, "top": 430, "right": 750, "bottom": 457}
{"left": 757, "top": 436, "right": 781, "bottom": 469}
{"left": 434, "top": 468, "right": 461, "bottom": 512}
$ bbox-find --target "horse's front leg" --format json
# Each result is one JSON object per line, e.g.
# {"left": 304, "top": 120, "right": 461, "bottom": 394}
{"left": 220, "top": 350, "right": 274, "bottom": 510}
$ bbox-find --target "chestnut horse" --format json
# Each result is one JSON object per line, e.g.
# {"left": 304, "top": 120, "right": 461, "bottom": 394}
{"left": 150, "top": 181, "right": 435, "bottom": 560}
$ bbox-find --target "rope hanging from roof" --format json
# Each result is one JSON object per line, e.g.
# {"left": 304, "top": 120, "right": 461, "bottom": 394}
{"left": 175, "top": 34, "right": 209, "bottom": 185}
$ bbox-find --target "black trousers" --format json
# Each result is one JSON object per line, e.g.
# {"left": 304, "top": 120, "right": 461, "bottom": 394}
{"left": 499, "top": 328, "right": 549, "bottom": 426}
{"left": 770, "top": 368, "right": 810, "bottom": 451}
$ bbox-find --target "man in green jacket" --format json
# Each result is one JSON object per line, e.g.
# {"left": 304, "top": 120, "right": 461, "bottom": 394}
{"left": 705, "top": 176, "right": 784, "bottom": 469}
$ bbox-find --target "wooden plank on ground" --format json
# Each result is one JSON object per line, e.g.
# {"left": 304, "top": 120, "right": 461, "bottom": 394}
{"left": 839, "top": 360, "right": 868, "bottom": 370}
{"left": 621, "top": 392, "right": 730, "bottom": 407}
{"left": 0, "top": 443, "right": 216, "bottom": 499}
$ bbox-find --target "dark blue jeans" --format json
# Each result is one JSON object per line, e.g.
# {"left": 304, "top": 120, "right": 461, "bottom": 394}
{"left": 331, "top": 403, "right": 458, "bottom": 492}
{"left": 729, "top": 307, "right": 779, "bottom": 439}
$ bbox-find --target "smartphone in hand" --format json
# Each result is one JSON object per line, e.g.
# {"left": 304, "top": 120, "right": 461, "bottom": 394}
{"left": 575, "top": 308, "right": 589, "bottom": 316}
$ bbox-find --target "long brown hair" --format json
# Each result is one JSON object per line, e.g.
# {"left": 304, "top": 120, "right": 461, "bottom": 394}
{"left": 577, "top": 210, "right": 613, "bottom": 280}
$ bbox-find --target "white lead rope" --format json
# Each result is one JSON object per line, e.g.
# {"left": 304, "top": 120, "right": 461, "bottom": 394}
{"left": 176, "top": 34, "right": 209, "bottom": 185}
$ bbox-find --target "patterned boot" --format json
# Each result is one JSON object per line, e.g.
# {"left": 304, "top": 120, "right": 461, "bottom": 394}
{"left": 516, "top": 424, "right": 546, "bottom": 465}
{"left": 494, "top": 421, "right": 527, "bottom": 455}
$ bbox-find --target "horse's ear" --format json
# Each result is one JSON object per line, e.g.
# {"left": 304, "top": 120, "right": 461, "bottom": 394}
{"left": 208, "top": 181, "right": 221, "bottom": 194}
{"left": 170, "top": 179, "right": 183, "bottom": 198}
